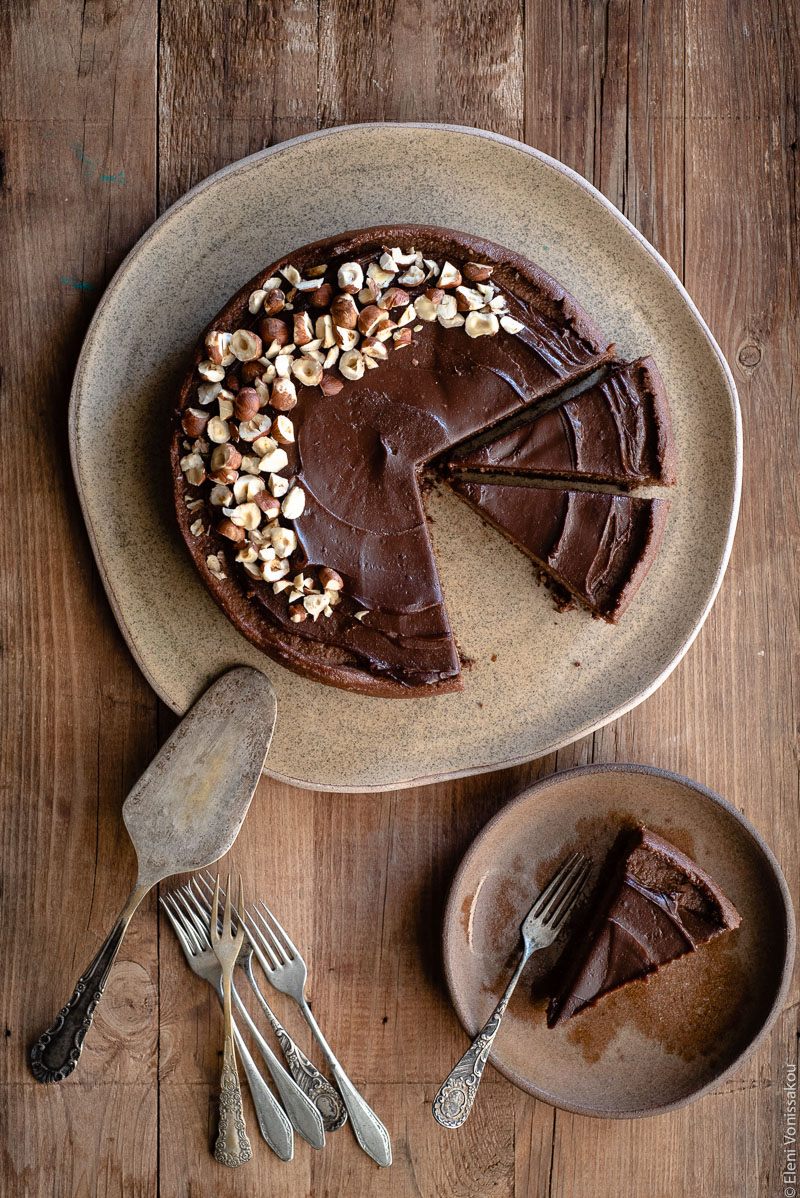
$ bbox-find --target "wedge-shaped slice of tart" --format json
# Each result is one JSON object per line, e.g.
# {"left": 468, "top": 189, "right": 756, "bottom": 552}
{"left": 547, "top": 826, "right": 741, "bottom": 1027}
{"left": 448, "top": 480, "right": 668, "bottom": 622}
{"left": 446, "top": 356, "right": 676, "bottom": 487}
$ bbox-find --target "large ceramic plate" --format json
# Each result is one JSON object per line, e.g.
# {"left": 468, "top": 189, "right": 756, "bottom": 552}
{"left": 69, "top": 124, "right": 741, "bottom": 792}
{"left": 442, "top": 765, "right": 795, "bottom": 1117}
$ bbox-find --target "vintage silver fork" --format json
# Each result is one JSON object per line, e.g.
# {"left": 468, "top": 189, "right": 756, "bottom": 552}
{"left": 210, "top": 876, "right": 253, "bottom": 1166}
{"left": 165, "top": 884, "right": 326, "bottom": 1151}
{"left": 160, "top": 890, "right": 294, "bottom": 1162}
{"left": 194, "top": 871, "right": 347, "bottom": 1132}
{"left": 432, "top": 851, "right": 592, "bottom": 1128}
{"left": 247, "top": 902, "right": 393, "bottom": 1168}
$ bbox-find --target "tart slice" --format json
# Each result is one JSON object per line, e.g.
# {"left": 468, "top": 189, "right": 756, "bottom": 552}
{"left": 448, "top": 480, "right": 668, "bottom": 622}
{"left": 446, "top": 356, "right": 676, "bottom": 487}
{"left": 547, "top": 826, "right": 741, "bottom": 1027}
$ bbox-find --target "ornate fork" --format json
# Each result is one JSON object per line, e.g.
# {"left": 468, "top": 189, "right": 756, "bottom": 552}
{"left": 210, "top": 875, "right": 252, "bottom": 1167}
{"left": 195, "top": 870, "right": 346, "bottom": 1132}
{"left": 160, "top": 891, "right": 294, "bottom": 1161}
{"left": 177, "top": 882, "right": 326, "bottom": 1148}
{"left": 432, "top": 852, "right": 592, "bottom": 1128}
{"left": 247, "top": 902, "right": 393, "bottom": 1168}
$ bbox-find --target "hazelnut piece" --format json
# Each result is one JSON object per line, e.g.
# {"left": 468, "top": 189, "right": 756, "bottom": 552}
{"left": 258, "top": 317, "right": 290, "bottom": 347}
{"left": 293, "top": 311, "right": 314, "bottom": 346}
{"left": 255, "top": 491, "right": 281, "bottom": 519}
{"left": 272, "top": 414, "right": 295, "bottom": 444}
{"left": 319, "top": 567, "right": 343, "bottom": 591}
{"left": 291, "top": 357, "right": 323, "bottom": 388}
{"left": 207, "top": 416, "right": 231, "bottom": 444}
{"left": 271, "top": 378, "right": 298, "bottom": 411}
{"left": 337, "top": 262, "right": 364, "bottom": 294}
{"left": 281, "top": 485, "right": 306, "bottom": 520}
{"left": 339, "top": 349, "right": 365, "bottom": 381}
{"left": 205, "top": 330, "right": 235, "bottom": 367}
{"left": 234, "top": 388, "right": 260, "bottom": 421}
{"left": 465, "top": 311, "right": 500, "bottom": 338}
{"left": 438, "top": 261, "right": 462, "bottom": 289}
{"left": 463, "top": 262, "right": 494, "bottom": 282}
{"left": 320, "top": 372, "right": 344, "bottom": 396}
{"left": 331, "top": 293, "right": 359, "bottom": 329}
{"left": 310, "top": 282, "right": 334, "bottom": 308}
{"left": 357, "top": 305, "right": 386, "bottom": 336}
{"left": 182, "top": 408, "right": 210, "bottom": 437}
{"left": 210, "top": 443, "right": 242, "bottom": 473}
{"left": 262, "top": 288, "right": 286, "bottom": 315}
{"left": 377, "top": 287, "right": 410, "bottom": 311}
{"left": 217, "top": 518, "right": 245, "bottom": 543}
{"left": 198, "top": 359, "right": 226, "bottom": 382}
{"left": 230, "top": 329, "right": 263, "bottom": 362}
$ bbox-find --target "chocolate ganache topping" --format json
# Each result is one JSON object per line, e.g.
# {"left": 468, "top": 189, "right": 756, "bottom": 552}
{"left": 172, "top": 226, "right": 617, "bottom": 695}
{"left": 446, "top": 356, "right": 676, "bottom": 486}
{"left": 547, "top": 826, "right": 741, "bottom": 1027}
{"left": 448, "top": 481, "right": 669, "bottom": 621}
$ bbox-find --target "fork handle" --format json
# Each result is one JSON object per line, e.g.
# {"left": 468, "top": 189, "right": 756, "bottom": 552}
{"left": 215, "top": 1032, "right": 253, "bottom": 1167}
{"left": 299, "top": 998, "right": 392, "bottom": 1168}
{"left": 29, "top": 885, "right": 148, "bottom": 1083}
{"left": 433, "top": 947, "right": 530, "bottom": 1128}
{"left": 242, "top": 964, "right": 347, "bottom": 1132}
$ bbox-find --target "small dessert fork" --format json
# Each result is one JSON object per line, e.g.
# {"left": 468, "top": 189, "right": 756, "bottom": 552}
{"left": 433, "top": 851, "right": 592, "bottom": 1128}
{"left": 247, "top": 902, "right": 393, "bottom": 1168}
{"left": 210, "top": 875, "right": 252, "bottom": 1167}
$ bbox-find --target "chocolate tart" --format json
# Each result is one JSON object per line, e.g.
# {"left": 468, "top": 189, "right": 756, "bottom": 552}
{"left": 171, "top": 226, "right": 616, "bottom": 696}
{"left": 448, "top": 480, "right": 669, "bottom": 622}
{"left": 547, "top": 826, "right": 741, "bottom": 1027}
{"left": 446, "top": 356, "right": 676, "bottom": 487}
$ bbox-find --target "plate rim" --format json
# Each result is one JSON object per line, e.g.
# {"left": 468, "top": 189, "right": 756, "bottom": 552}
{"left": 68, "top": 123, "right": 743, "bottom": 793}
{"left": 441, "top": 761, "right": 796, "bottom": 1118}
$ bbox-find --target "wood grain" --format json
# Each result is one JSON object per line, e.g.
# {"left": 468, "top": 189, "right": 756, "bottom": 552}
{"left": 1, "top": 0, "right": 797, "bottom": 1195}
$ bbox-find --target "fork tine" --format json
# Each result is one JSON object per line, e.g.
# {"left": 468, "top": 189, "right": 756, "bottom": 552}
{"left": 257, "top": 902, "right": 298, "bottom": 961}
{"left": 222, "top": 874, "right": 233, "bottom": 939}
{"left": 254, "top": 904, "right": 292, "bottom": 964}
{"left": 235, "top": 877, "right": 246, "bottom": 946}
{"left": 197, "top": 871, "right": 245, "bottom": 933}
{"left": 175, "top": 889, "right": 212, "bottom": 947}
{"left": 534, "top": 853, "right": 587, "bottom": 922}
{"left": 547, "top": 861, "right": 593, "bottom": 931}
{"left": 160, "top": 893, "right": 199, "bottom": 956}
{"left": 211, "top": 874, "right": 221, "bottom": 944}
{"left": 247, "top": 907, "right": 281, "bottom": 970}
{"left": 529, "top": 852, "right": 582, "bottom": 919}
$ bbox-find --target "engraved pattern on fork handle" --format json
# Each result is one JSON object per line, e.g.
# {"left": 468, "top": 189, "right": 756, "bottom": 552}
{"left": 214, "top": 1033, "right": 253, "bottom": 1167}
{"left": 432, "top": 1001, "right": 508, "bottom": 1128}
{"left": 242, "top": 962, "right": 347, "bottom": 1131}
{"left": 271, "top": 1025, "right": 347, "bottom": 1131}
{"left": 433, "top": 948, "right": 529, "bottom": 1129}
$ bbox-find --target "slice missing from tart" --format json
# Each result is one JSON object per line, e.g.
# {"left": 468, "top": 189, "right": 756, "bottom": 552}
{"left": 547, "top": 825, "right": 741, "bottom": 1027}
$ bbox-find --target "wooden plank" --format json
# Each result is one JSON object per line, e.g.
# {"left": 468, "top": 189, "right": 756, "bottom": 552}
{"left": 0, "top": 0, "right": 160, "bottom": 1194}
{"left": 157, "top": 0, "right": 319, "bottom": 211}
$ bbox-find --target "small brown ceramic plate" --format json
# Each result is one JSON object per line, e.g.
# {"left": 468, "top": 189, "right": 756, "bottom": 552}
{"left": 443, "top": 763, "right": 795, "bottom": 1117}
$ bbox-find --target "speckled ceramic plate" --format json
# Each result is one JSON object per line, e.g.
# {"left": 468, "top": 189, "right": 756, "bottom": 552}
{"left": 69, "top": 124, "right": 741, "bottom": 792}
{"left": 443, "top": 764, "right": 795, "bottom": 1117}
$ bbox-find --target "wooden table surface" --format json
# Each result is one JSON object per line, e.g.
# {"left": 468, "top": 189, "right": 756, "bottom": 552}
{"left": 2, "top": 1, "right": 797, "bottom": 1195}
